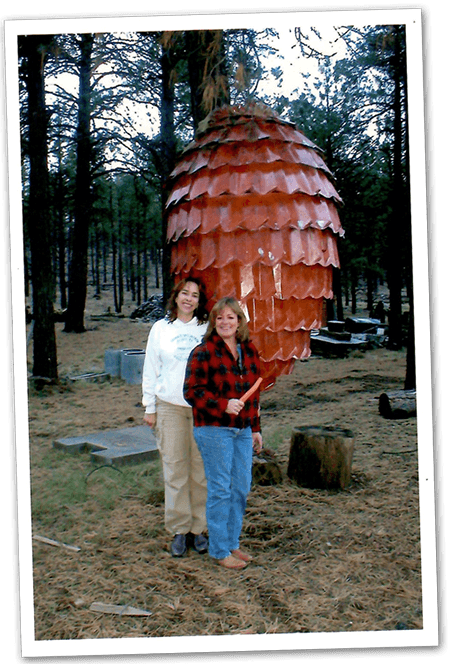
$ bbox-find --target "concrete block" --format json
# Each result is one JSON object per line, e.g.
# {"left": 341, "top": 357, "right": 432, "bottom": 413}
{"left": 104, "top": 348, "right": 122, "bottom": 376}
{"left": 105, "top": 348, "right": 143, "bottom": 378}
{"left": 54, "top": 425, "right": 158, "bottom": 467}
{"left": 120, "top": 350, "right": 145, "bottom": 385}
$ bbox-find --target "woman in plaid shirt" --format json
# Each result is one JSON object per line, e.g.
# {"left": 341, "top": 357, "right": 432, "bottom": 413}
{"left": 184, "top": 297, "right": 263, "bottom": 569}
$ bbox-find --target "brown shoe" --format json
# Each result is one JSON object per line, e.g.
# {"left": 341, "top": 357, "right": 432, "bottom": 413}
{"left": 231, "top": 549, "right": 253, "bottom": 562}
{"left": 218, "top": 555, "right": 247, "bottom": 569}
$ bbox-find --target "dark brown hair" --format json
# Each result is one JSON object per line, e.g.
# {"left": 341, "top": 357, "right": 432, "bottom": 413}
{"left": 165, "top": 277, "right": 208, "bottom": 323}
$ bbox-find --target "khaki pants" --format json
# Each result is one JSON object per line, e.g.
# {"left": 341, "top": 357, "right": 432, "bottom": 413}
{"left": 155, "top": 399, "right": 207, "bottom": 536}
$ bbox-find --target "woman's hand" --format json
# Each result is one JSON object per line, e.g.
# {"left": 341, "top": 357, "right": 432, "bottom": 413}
{"left": 143, "top": 412, "right": 156, "bottom": 428}
{"left": 252, "top": 432, "right": 263, "bottom": 454}
{"left": 225, "top": 398, "right": 244, "bottom": 416}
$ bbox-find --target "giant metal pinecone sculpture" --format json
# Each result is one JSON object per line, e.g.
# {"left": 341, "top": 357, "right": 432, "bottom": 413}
{"left": 165, "top": 104, "right": 344, "bottom": 388}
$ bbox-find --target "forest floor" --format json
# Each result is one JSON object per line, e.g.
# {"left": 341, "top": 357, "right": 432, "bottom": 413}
{"left": 24, "top": 284, "right": 423, "bottom": 647}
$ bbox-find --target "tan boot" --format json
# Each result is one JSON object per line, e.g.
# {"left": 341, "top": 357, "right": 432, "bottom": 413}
{"left": 231, "top": 548, "right": 253, "bottom": 562}
{"left": 218, "top": 554, "right": 247, "bottom": 569}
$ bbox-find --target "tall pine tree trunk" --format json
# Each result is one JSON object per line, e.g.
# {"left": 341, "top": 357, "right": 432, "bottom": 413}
{"left": 64, "top": 33, "right": 93, "bottom": 332}
{"left": 333, "top": 266, "right": 344, "bottom": 321}
{"left": 158, "top": 30, "right": 230, "bottom": 302}
{"left": 400, "top": 28, "right": 415, "bottom": 389}
{"left": 404, "top": 295, "right": 415, "bottom": 389}
{"left": 185, "top": 30, "right": 230, "bottom": 133}
{"left": 53, "top": 115, "right": 67, "bottom": 311}
{"left": 21, "top": 35, "right": 58, "bottom": 381}
{"left": 386, "top": 27, "right": 405, "bottom": 349}
{"left": 160, "top": 44, "right": 177, "bottom": 303}
{"left": 55, "top": 170, "right": 67, "bottom": 310}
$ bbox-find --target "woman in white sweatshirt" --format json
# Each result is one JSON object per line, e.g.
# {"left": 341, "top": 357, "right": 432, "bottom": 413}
{"left": 142, "top": 278, "right": 209, "bottom": 557}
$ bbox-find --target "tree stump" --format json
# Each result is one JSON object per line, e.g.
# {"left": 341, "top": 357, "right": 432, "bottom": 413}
{"left": 287, "top": 426, "right": 355, "bottom": 490}
{"left": 252, "top": 448, "right": 283, "bottom": 486}
{"left": 378, "top": 390, "right": 416, "bottom": 419}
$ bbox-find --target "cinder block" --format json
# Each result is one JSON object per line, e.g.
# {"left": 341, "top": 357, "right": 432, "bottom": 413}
{"left": 105, "top": 348, "right": 145, "bottom": 385}
{"left": 104, "top": 348, "right": 122, "bottom": 376}
{"left": 120, "top": 349, "right": 145, "bottom": 385}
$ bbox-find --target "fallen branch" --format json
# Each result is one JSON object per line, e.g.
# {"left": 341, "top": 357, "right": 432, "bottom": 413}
{"left": 89, "top": 602, "right": 152, "bottom": 616}
{"left": 33, "top": 535, "right": 81, "bottom": 553}
{"left": 380, "top": 449, "right": 416, "bottom": 456}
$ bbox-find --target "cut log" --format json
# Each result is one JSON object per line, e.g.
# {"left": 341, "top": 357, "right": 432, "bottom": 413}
{"left": 252, "top": 448, "right": 282, "bottom": 486}
{"left": 379, "top": 390, "right": 416, "bottom": 419}
{"left": 287, "top": 426, "right": 355, "bottom": 490}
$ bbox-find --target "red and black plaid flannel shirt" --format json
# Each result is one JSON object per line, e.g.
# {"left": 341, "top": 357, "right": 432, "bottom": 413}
{"left": 183, "top": 332, "right": 261, "bottom": 432}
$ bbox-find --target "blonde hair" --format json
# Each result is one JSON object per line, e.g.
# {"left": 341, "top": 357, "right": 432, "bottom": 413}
{"left": 204, "top": 297, "right": 250, "bottom": 342}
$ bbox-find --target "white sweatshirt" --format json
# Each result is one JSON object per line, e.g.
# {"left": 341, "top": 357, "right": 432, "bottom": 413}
{"left": 142, "top": 316, "right": 208, "bottom": 413}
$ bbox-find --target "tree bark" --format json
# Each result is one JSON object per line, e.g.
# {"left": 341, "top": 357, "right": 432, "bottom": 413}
{"left": 404, "top": 299, "right": 416, "bottom": 390}
{"left": 333, "top": 265, "right": 344, "bottom": 321}
{"left": 159, "top": 31, "right": 230, "bottom": 302}
{"left": 21, "top": 34, "right": 58, "bottom": 381}
{"left": 64, "top": 33, "right": 94, "bottom": 332}
{"left": 160, "top": 44, "right": 177, "bottom": 303}
{"left": 386, "top": 26, "right": 406, "bottom": 349}
{"left": 287, "top": 426, "right": 355, "bottom": 490}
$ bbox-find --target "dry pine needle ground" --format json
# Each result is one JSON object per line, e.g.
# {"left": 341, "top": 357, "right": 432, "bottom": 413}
{"left": 27, "top": 300, "right": 422, "bottom": 641}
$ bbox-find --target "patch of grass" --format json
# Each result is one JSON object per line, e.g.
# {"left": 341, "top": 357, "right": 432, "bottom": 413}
{"left": 262, "top": 423, "right": 292, "bottom": 452}
{"left": 31, "top": 445, "right": 163, "bottom": 532}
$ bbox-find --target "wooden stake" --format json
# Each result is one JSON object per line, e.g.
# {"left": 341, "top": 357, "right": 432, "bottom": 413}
{"left": 240, "top": 377, "right": 262, "bottom": 403}
{"left": 89, "top": 602, "right": 152, "bottom": 616}
{"left": 33, "top": 535, "right": 81, "bottom": 552}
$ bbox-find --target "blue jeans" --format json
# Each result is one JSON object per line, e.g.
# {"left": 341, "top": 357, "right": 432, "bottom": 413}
{"left": 193, "top": 426, "right": 253, "bottom": 560}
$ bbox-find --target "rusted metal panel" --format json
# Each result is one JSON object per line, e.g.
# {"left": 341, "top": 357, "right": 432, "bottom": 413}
{"left": 170, "top": 227, "right": 340, "bottom": 274}
{"left": 251, "top": 329, "right": 312, "bottom": 363}
{"left": 167, "top": 162, "right": 341, "bottom": 205}
{"left": 167, "top": 193, "right": 343, "bottom": 239}
{"left": 166, "top": 104, "right": 344, "bottom": 388}
{"left": 172, "top": 139, "right": 335, "bottom": 179}
{"left": 246, "top": 297, "right": 324, "bottom": 334}
{"left": 175, "top": 262, "right": 333, "bottom": 304}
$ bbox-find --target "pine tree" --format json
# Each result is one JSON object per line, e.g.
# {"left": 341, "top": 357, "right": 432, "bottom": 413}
{"left": 19, "top": 34, "right": 58, "bottom": 381}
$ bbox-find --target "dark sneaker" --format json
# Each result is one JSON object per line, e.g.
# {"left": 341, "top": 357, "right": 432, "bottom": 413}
{"left": 171, "top": 534, "right": 187, "bottom": 557}
{"left": 193, "top": 533, "right": 208, "bottom": 554}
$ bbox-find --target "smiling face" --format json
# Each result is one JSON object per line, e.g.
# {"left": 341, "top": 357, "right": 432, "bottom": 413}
{"left": 215, "top": 305, "right": 239, "bottom": 342}
{"left": 175, "top": 281, "right": 200, "bottom": 322}
{"left": 204, "top": 297, "right": 249, "bottom": 345}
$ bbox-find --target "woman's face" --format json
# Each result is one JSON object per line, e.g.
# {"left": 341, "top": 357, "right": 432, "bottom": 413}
{"left": 175, "top": 281, "right": 200, "bottom": 321}
{"left": 215, "top": 306, "right": 239, "bottom": 342}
